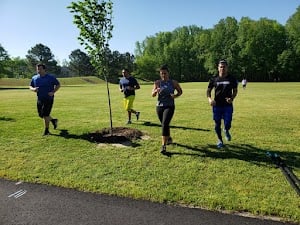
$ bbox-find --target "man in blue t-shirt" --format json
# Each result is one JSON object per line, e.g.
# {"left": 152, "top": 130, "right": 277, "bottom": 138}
{"left": 119, "top": 68, "right": 140, "bottom": 124}
{"left": 30, "top": 63, "right": 60, "bottom": 135}
{"left": 207, "top": 60, "right": 238, "bottom": 148}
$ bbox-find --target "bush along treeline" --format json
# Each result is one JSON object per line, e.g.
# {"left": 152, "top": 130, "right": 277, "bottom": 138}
{"left": 0, "top": 43, "right": 134, "bottom": 83}
{"left": 1, "top": 6, "right": 300, "bottom": 82}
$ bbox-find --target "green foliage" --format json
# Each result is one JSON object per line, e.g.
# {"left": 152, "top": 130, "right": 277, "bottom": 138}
{"left": 2, "top": 5, "right": 300, "bottom": 82}
{"left": 135, "top": 26, "right": 206, "bottom": 81}
{"left": 6, "top": 57, "right": 32, "bottom": 79}
{"left": 0, "top": 81, "right": 299, "bottom": 223}
{"left": 68, "top": 49, "right": 95, "bottom": 76}
{"left": 106, "top": 51, "right": 135, "bottom": 83}
{"left": 135, "top": 54, "right": 158, "bottom": 80}
{"left": 283, "top": 6, "right": 300, "bottom": 80}
{"left": 0, "top": 44, "right": 10, "bottom": 77}
{"left": 210, "top": 17, "right": 239, "bottom": 68}
{"left": 135, "top": 9, "right": 300, "bottom": 82}
{"left": 286, "top": 6, "right": 300, "bottom": 55}
{"left": 237, "top": 17, "right": 286, "bottom": 81}
{"left": 68, "top": 0, "right": 113, "bottom": 77}
{"left": 26, "top": 43, "right": 60, "bottom": 75}
{"left": 0, "top": 43, "right": 10, "bottom": 61}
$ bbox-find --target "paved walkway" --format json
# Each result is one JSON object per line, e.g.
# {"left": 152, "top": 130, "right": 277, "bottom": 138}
{"left": 0, "top": 178, "right": 295, "bottom": 225}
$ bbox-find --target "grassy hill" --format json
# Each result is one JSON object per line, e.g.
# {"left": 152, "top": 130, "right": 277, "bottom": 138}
{"left": 0, "top": 76, "right": 152, "bottom": 88}
{"left": 0, "top": 76, "right": 105, "bottom": 88}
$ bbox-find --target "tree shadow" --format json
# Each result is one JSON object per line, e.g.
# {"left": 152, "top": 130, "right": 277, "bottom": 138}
{"left": 166, "top": 142, "right": 300, "bottom": 170}
{"left": 0, "top": 87, "right": 28, "bottom": 90}
{"left": 0, "top": 116, "right": 16, "bottom": 122}
{"left": 142, "top": 121, "right": 210, "bottom": 132}
{"left": 51, "top": 129, "right": 141, "bottom": 147}
{"left": 165, "top": 142, "right": 300, "bottom": 196}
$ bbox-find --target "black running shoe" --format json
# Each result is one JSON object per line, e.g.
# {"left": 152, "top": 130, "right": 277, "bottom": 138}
{"left": 43, "top": 129, "right": 50, "bottom": 136}
{"left": 136, "top": 112, "right": 140, "bottom": 121}
{"left": 160, "top": 145, "right": 167, "bottom": 154}
{"left": 160, "top": 145, "right": 171, "bottom": 157}
{"left": 51, "top": 119, "right": 58, "bottom": 129}
{"left": 167, "top": 137, "right": 173, "bottom": 145}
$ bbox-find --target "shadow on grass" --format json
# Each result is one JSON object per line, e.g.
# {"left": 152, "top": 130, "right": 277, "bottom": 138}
{"left": 166, "top": 142, "right": 300, "bottom": 197}
{"left": 52, "top": 129, "right": 90, "bottom": 141}
{"left": 0, "top": 87, "right": 29, "bottom": 90}
{"left": 51, "top": 129, "right": 141, "bottom": 147}
{"left": 142, "top": 121, "right": 210, "bottom": 132}
{"left": 0, "top": 116, "right": 16, "bottom": 122}
{"left": 167, "top": 142, "right": 300, "bottom": 170}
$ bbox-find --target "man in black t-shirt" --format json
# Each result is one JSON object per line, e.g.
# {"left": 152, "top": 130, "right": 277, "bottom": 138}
{"left": 206, "top": 60, "right": 238, "bottom": 148}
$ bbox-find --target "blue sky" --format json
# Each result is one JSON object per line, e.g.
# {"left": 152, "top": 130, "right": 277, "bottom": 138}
{"left": 0, "top": 0, "right": 299, "bottom": 64}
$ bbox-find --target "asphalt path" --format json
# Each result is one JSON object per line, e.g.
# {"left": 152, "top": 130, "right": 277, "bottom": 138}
{"left": 0, "top": 178, "right": 295, "bottom": 225}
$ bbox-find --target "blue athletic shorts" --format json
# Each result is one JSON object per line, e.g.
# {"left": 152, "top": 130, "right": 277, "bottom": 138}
{"left": 213, "top": 105, "right": 233, "bottom": 122}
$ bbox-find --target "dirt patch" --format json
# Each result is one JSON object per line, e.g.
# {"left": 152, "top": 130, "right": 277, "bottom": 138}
{"left": 87, "top": 127, "right": 144, "bottom": 144}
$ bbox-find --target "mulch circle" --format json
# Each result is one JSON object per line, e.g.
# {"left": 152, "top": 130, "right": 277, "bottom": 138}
{"left": 87, "top": 127, "right": 144, "bottom": 144}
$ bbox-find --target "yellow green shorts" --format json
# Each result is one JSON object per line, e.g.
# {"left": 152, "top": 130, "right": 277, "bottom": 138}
{"left": 123, "top": 95, "right": 135, "bottom": 111}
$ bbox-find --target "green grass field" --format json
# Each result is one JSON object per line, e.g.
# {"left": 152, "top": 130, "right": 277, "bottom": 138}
{"left": 1, "top": 78, "right": 299, "bottom": 223}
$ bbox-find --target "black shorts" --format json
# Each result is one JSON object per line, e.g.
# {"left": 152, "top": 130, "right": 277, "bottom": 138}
{"left": 37, "top": 99, "right": 54, "bottom": 118}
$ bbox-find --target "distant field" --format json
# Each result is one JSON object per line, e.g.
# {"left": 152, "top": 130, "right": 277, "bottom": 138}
{"left": 1, "top": 79, "right": 299, "bottom": 223}
{"left": 0, "top": 76, "right": 105, "bottom": 87}
{"left": 0, "top": 76, "right": 151, "bottom": 87}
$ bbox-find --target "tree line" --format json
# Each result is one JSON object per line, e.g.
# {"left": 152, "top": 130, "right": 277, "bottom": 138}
{"left": 134, "top": 6, "right": 300, "bottom": 82}
{"left": 0, "top": 43, "right": 134, "bottom": 82}
{"left": 1, "top": 5, "right": 300, "bottom": 82}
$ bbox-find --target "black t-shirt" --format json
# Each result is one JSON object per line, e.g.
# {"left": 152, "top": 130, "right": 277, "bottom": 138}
{"left": 207, "top": 74, "right": 238, "bottom": 106}
{"left": 119, "top": 76, "right": 139, "bottom": 97}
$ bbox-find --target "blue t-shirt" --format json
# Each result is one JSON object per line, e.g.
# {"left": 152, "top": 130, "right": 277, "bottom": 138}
{"left": 30, "top": 74, "right": 60, "bottom": 100}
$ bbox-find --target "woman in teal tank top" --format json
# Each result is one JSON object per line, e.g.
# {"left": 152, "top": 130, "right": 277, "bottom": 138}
{"left": 152, "top": 64, "right": 183, "bottom": 156}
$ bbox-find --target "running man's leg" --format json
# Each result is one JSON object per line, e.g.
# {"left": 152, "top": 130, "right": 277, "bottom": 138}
{"left": 223, "top": 105, "right": 233, "bottom": 131}
{"left": 213, "top": 106, "right": 223, "bottom": 142}
{"left": 124, "top": 95, "right": 135, "bottom": 122}
{"left": 40, "top": 99, "right": 54, "bottom": 135}
{"left": 223, "top": 106, "right": 233, "bottom": 141}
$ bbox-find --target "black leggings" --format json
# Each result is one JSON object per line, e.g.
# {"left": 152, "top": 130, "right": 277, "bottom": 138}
{"left": 156, "top": 106, "right": 175, "bottom": 136}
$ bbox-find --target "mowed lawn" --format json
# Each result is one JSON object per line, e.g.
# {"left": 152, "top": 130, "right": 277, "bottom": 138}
{"left": 0, "top": 80, "right": 299, "bottom": 223}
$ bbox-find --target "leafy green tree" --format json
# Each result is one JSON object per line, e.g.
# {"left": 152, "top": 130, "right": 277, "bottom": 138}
{"left": 0, "top": 44, "right": 10, "bottom": 77}
{"left": 208, "top": 17, "right": 239, "bottom": 75}
{"left": 193, "top": 29, "right": 212, "bottom": 81}
{"left": 105, "top": 50, "right": 135, "bottom": 82}
{"left": 68, "top": 0, "right": 113, "bottom": 79}
{"left": 135, "top": 26, "right": 204, "bottom": 81}
{"left": 0, "top": 44, "right": 10, "bottom": 61}
{"left": 235, "top": 17, "right": 256, "bottom": 80}
{"left": 237, "top": 18, "right": 286, "bottom": 81}
{"left": 134, "top": 10, "right": 299, "bottom": 82}
{"left": 280, "top": 6, "right": 300, "bottom": 81}
{"left": 168, "top": 26, "right": 203, "bottom": 81}
{"left": 6, "top": 57, "right": 32, "bottom": 78}
{"left": 135, "top": 54, "right": 158, "bottom": 81}
{"left": 286, "top": 6, "right": 300, "bottom": 56}
{"left": 69, "top": 49, "right": 95, "bottom": 76}
{"left": 68, "top": 0, "right": 114, "bottom": 133}
{"left": 26, "top": 43, "right": 60, "bottom": 75}
{"left": 135, "top": 36, "right": 163, "bottom": 80}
